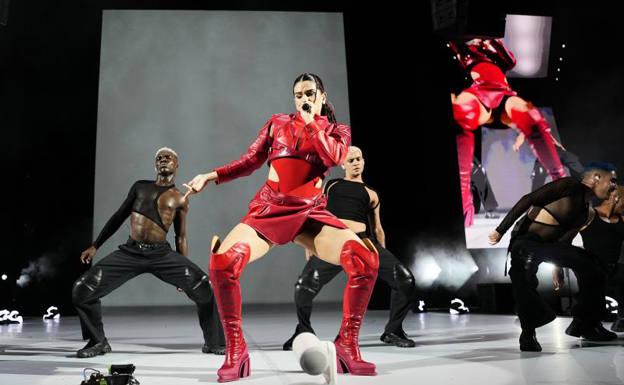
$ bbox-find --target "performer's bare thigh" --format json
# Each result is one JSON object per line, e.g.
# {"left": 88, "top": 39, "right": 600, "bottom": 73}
{"left": 505, "top": 95, "right": 529, "bottom": 116}
{"left": 294, "top": 221, "right": 368, "bottom": 266}
{"left": 454, "top": 91, "right": 492, "bottom": 125}
{"left": 216, "top": 223, "right": 273, "bottom": 263}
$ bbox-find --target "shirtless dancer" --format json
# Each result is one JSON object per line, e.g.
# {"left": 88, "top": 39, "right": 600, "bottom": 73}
{"left": 489, "top": 162, "right": 618, "bottom": 351}
{"left": 72, "top": 148, "right": 224, "bottom": 357}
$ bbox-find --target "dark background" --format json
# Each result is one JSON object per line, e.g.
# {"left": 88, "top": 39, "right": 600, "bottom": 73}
{"left": 2, "top": 0, "right": 623, "bottom": 315}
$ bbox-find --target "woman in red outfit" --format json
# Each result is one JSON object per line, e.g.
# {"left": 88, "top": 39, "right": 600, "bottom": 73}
{"left": 450, "top": 38, "right": 567, "bottom": 227}
{"left": 185, "top": 73, "right": 379, "bottom": 382}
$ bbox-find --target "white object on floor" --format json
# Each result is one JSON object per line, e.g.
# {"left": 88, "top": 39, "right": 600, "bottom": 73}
{"left": 293, "top": 332, "right": 336, "bottom": 384}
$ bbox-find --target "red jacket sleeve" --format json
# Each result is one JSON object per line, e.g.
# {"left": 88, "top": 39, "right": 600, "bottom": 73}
{"left": 488, "top": 39, "right": 516, "bottom": 72}
{"left": 215, "top": 117, "right": 273, "bottom": 184}
{"left": 303, "top": 120, "right": 351, "bottom": 167}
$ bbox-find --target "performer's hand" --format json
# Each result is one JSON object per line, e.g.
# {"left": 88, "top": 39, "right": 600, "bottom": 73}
{"left": 488, "top": 230, "right": 502, "bottom": 245}
{"left": 513, "top": 133, "right": 525, "bottom": 152}
{"left": 552, "top": 266, "right": 565, "bottom": 290}
{"left": 300, "top": 108, "right": 315, "bottom": 125}
{"left": 80, "top": 246, "right": 97, "bottom": 264}
{"left": 184, "top": 172, "right": 216, "bottom": 197}
{"left": 482, "top": 39, "right": 496, "bottom": 52}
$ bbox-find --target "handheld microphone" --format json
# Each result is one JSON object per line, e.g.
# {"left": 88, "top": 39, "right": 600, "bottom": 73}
{"left": 302, "top": 103, "right": 312, "bottom": 112}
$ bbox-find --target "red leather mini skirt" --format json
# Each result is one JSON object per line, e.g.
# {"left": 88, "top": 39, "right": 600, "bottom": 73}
{"left": 241, "top": 182, "right": 347, "bottom": 245}
{"left": 464, "top": 62, "right": 517, "bottom": 109}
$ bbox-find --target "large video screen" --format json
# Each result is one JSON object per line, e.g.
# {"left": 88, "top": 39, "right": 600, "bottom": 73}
{"left": 447, "top": 15, "right": 585, "bottom": 249}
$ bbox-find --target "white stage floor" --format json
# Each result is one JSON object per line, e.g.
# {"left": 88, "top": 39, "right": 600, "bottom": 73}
{"left": 1, "top": 305, "right": 623, "bottom": 385}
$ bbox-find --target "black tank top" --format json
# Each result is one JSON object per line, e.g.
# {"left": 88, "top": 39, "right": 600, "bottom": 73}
{"left": 581, "top": 216, "right": 624, "bottom": 266}
{"left": 324, "top": 179, "right": 378, "bottom": 225}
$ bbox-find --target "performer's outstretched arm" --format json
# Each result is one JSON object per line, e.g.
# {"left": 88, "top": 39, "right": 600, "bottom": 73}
{"left": 93, "top": 183, "right": 137, "bottom": 248}
{"left": 80, "top": 182, "right": 136, "bottom": 263}
{"left": 495, "top": 177, "right": 578, "bottom": 236}
{"left": 485, "top": 38, "right": 517, "bottom": 71}
{"left": 214, "top": 119, "right": 273, "bottom": 184}
{"left": 184, "top": 118, "right": 273, "bottom": 195}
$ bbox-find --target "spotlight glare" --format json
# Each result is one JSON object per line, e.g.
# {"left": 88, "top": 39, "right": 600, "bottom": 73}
{"left": 1, "top": 274, "right": 6, "bottom": 281}
{"left": 412, "top": 256, "right": 442, "bottom": 289}
{"left": 605, "top": 296, "right": 618, "bottom": 314}
{"left": 412, "top": 300, "right": 427, "bottom": 313}
{"left": 1, "top": 309, "right": 23, "bottom": 325}
{"left": 542, "top": 262, "right": 555, "bottom": 272}
{"left": 43, "top": 306, "right": 61, "bottom": 321}
{"left": 450, "top": 298, "right": 470, "bottom": 314}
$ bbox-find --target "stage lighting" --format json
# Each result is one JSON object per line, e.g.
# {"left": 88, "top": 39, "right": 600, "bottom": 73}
{"left": 43, "top": 306, "right": 61, "bottom": 320}
{"left": 605, "top": 296, "right": 618, "bottom": 315}
{"left": 541, "top": 262, "right": 555, "bottom": 272}
{"left": 0, "top": 309, "right": 23, "bottom": 325}
{"left": 413, "top": 256, "right": 442, "bottom": 288}
{"left": 449, "top": 298, "right": 470, "bottom": 315}
{"left": 412, "top": 300, "right": 427, "bottom": 313}
{"left": 1, "top": 274, "right": 6, "bottom": 280}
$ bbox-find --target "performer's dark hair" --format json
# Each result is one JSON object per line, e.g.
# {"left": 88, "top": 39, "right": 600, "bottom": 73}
{"left": 293, "top": 73, "right": 337, "bottom": 123}
{"left": 583, "top": 161, "right": 617, "bottom": 175}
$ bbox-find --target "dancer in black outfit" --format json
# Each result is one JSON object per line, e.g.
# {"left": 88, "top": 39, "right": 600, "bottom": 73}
{"left": 567, "top": 185, "right": 624, "bottom": 332}
{"left": 72, "top": 148, "right": 224, "bottom": 358}
{"left": 489, "top": 162, "right": 618, "bottom": 351}
{"left": 283, "top": 146, "right": 417, "bottom": 350}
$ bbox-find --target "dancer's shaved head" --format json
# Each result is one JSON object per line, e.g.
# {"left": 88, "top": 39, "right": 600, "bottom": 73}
{"left": 343, "top": 146, "right": 365, "bottom": 179}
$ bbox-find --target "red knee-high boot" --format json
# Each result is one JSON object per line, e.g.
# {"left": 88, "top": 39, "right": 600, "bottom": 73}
{"left": 510, "top": 107, "right": 567, "bottom": 180}
{"left": 209, "top": 241, "right": 251, "bottom": 383}
{"left": 453, "top": 98, "right": 481, "bottom": 227}
{"left": 335, "top": 240, "right": 379, "bottom": 376}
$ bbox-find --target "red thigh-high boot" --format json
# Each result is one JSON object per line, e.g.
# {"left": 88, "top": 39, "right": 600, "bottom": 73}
{"left": 453, "top": 98, "right": 481, "bottom": 227}
{"left": 209, "top": 241, "right": 251, "bottom": 383}
{"left": 510, "top": 106, "right": 567, "bottom": 180}
{"left": 335, "top": 240, "right": 379, "bottom": 376}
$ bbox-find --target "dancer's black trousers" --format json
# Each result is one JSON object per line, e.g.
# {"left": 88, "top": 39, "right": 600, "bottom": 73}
{"left": 293, "top": 238, "right": 416, "bottom": 335}
{"left": 72, "top": 238, "right": 224, "bottom": 347}
{"left": 606, "top": 263, "right": 624, "bottom": 322}
{"left": 509, "top": 234, "right": 606, "bottom": 330}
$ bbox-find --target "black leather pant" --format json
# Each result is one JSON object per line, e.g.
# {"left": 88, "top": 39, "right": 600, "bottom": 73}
{"left": 293, "top": 238, "right": 416, "bottom": 335}
{"left": 72, "top": 239, "right": 224, "bottom": 347}
{"left": 509, "top": 235, "right": 606, "bottom": 330}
